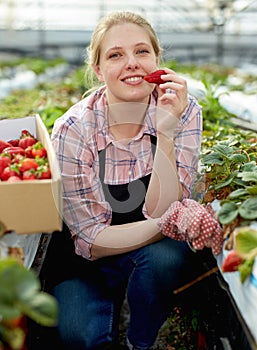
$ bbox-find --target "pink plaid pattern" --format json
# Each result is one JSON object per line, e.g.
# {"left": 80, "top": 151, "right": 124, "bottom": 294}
{"left": 51, "top": 87, "right": 202, "bottom": 259}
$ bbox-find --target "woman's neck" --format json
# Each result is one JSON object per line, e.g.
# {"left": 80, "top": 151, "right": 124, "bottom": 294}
{"left": 108, "top": 101, "right": 149, "bottom": 141}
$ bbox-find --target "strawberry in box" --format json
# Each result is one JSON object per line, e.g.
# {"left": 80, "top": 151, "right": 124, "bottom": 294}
{"left": 0, "top": 115, "right": 62, "bottom": 234}
{"left": 0, "top": 129, "right": 51, "bottom": 182}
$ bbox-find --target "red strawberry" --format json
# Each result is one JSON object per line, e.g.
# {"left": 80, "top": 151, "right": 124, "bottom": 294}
{"left": 0, "top": 154, "right": 12, "bottom": 176}
{"left": 19, "top": 158, "right": 39, "bottom": 173}
{"left": 144, "top": 69, "right": 166, "bottom": 85}
{"left": 222, "top": 250, "right": 243, "bottom": 272}
{"left": 24, "top": 145, "right": 33, "bottom": 158}
{"left": 19, "top": 136, "right": 37, "bottom": 149}
{"left": 18, "top": 129, "right": 37, "bottom": 149}
{"left": 7, "top": 175, "right": 22, "bottom": 182}
{"left": 31, "top": 141, "right": 47, "bottom": 158}
{"left": 20, "top": 129, "right": 32, "bottom": 137}
{"left": 4, "top": 146, "right": 25, "bottom": 157}
{"left": 37, "top": 164, "right": 51, "bottom": 179}
{"left": 8, "top": 139, "right": 20, "bottom": 147}
{"left": 13, "top": 153, "right": 24, "bottom": 164}
{"left": 22, "top": 170, "right": 37, "bottom": 180}
{"left": 1, "top": 164, "right": 20, "bottom": 181}
{"left": 0, "top": 140, "right": 12, "bottom": 153}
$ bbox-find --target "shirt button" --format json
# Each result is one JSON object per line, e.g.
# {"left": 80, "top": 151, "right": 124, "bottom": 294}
{"left": 128, "top": 170, "right": 132, "bottom": 176}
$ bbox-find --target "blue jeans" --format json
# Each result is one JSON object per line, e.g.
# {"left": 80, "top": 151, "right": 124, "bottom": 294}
{"left": 52, "top": 237, "right": 198, "bottom": 350}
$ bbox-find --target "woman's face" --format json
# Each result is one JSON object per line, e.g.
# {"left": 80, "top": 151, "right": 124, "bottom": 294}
{"left": 93, "top": 23, "right": 159, "bottom": 104}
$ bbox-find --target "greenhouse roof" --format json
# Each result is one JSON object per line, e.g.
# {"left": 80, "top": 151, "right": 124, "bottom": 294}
{"left": 0, "top": 0, "right": 257, "bottom": 34}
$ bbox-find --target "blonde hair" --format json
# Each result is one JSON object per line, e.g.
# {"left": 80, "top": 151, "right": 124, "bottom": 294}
{"left": 84, "top": 11, "right": 163, "bottom": 91}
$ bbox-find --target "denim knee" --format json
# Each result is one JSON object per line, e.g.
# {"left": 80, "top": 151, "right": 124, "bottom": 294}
{"left": 52, "top": 278, "right": 119, "bottom": 349}
{"left": 129, "top": 237, "right": 195, "bottom": 290}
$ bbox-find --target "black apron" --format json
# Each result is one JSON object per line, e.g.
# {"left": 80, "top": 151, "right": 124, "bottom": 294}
{"left": 39, "top": 135, "right": 156, "bottom": 290}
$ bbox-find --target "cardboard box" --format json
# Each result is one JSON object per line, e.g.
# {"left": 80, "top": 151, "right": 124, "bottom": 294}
{"left": 0, "top": 115, "right": 62, "bottom": 234}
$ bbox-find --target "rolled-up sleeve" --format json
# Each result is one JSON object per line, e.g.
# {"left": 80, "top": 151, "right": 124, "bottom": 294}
{"left": 174, "top": 96, "right": 202, "bottom": 198}
{"left": 51, "top": 104, "right": 112, "bottom": 260}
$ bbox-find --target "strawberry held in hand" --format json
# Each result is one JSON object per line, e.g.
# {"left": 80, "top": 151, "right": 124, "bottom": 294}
{"left": 144, "top": 69, "right": 166, "bottom": 85}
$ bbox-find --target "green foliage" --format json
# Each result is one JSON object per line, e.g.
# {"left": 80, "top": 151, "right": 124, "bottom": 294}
{"left": 0, "top": 65, "right": 86, "bottom": 126}
{"left": 198, "top": 79, "right": 233, "bottom": 127}
{"left": 201, "top": 149, "right": 257, "bottom": 226}
{"left": 165, "top": 61, "right": 234, "bottom": 85}
{"left": 0, "top": 90, "right": 39, "bottom": 120}
{"left": 0, "top": 57, "right": 66, "bottom": 74}
{"left": 0, "top": 258, "right": 58, "bottom": 349}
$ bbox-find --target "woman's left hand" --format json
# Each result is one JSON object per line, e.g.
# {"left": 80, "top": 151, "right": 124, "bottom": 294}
{"left": 155, "top": 68, "right": 189, "bottom": 134}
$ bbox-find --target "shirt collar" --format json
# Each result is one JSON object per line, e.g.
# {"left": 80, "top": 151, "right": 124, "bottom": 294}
{"left": 93, "top": 86, "right": 157, "bottom": 147}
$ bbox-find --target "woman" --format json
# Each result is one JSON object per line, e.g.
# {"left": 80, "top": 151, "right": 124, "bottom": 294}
{"left": 43, "top": 11, "right": 204, "bottom": 350}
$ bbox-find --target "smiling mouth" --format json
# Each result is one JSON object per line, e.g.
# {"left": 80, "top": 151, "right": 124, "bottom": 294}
{"left": 123, "top": 76, "right": 143, "bottom": 83}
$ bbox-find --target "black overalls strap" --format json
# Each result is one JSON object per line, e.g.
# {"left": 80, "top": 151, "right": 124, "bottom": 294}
{"left": 98, "top": 134, "right": 156, "bottom": 225}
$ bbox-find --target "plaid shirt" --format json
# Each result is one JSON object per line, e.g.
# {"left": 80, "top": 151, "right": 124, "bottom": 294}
{"left": 51, "top": 86, "right": 202, "bottom": 259}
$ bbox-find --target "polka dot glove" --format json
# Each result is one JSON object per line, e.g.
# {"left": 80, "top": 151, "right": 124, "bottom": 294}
{"left": 159, "top": 199, "right": 223, "bottom": 255}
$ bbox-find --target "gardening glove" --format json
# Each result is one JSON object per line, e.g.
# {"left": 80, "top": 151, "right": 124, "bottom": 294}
{"left": 159, "top": 199, "right": 223, "bottom": 255}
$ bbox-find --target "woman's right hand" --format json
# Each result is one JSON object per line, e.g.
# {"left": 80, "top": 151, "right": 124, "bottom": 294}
{"left": 155, "top": 68, "right": 188, "bottom": 137}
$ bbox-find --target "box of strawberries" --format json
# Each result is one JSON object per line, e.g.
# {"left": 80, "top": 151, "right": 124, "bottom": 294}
{"left": 0, "top": 115, "right": 62, "bottom": 234}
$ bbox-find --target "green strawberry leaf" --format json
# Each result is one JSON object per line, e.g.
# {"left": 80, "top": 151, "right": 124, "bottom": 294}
{"left": 214, "top": 174, "right": 234, "bottom": 190}
{"left": 213, "top": 144, "right": 233, "bottom": 156}
{"left": 19, "top": 293, "right": 58, "bottom": 327}
{"left": 228, "top": 153, "right": 248, "bottom": 164}
{"left": 246, "top": 185, "right": 257, "bottom": 196}
{"left": 238, "top": 172, "right": 257, "bottom": 183}
{"left": 0, "top": 258, "right": 58, "bottom": 325}
{"left": 242, "top": 161, "right": 257, "bottom": 172}
{"left": 239, "top": 196, "right": 257, "bottom": 220}
{"left": 218, "top": 202, "right": 239, "bottom": 224}
{"left": 227, "top": 188, "right": 248, "bottom": 200}
{"left": 201, "top": 152, "right": 224, "bottom": 165}
{"left": 236, "top": 228, "right": 257, "bottom": 259}
{"left": 239, "top": 259, "right": 255, "bottom": 283}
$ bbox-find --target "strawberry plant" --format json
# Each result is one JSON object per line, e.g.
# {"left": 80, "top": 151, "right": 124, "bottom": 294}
{"left": 218, "top": 162, "right": 257, "bottom": 224}
{"left": 164, "top": 306, "right": 204, "bottom": 350}
{"left": 221, "top": 227, "right": 257, "bottom": 283}
{"left": 198, "top": 134, "right": 257, "bottom": 225}
{"left": 0, "top": 258, "right": 58, "bottom": 350}
{"left": 192, "top": 75, "right": 257, "bottom": 283}
{"left": 199, "top": 79, "right": 233, "bottom": 128}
